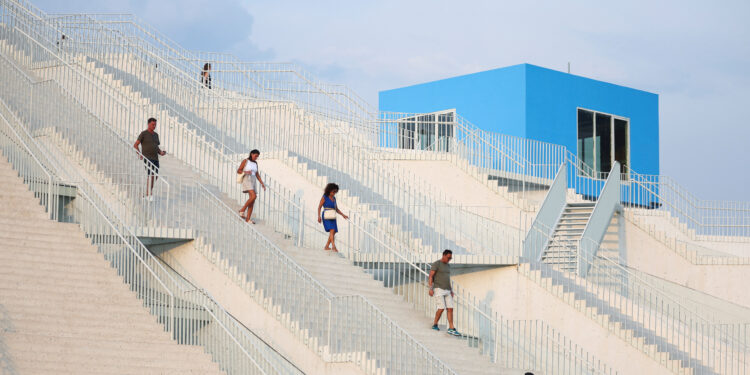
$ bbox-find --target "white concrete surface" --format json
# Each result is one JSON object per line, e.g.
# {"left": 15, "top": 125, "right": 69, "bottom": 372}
{"left": 623, "top": 218, "right": 750, "bottom": 309}
{"left": 152, "top": 240, "right": 364, "bottom": 375}
{"left": 453, "top": 266, "right": 670, "bottom": 375}
{"left": 386, "top": 159, "right": 528, "bottom": 228}
{"left": 0, "top": 156, "right": 224, "bottom": 375}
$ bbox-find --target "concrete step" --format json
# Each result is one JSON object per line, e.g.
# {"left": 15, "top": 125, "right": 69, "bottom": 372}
{"left": 0, "top": 263, "right": 124, "bottom": 284}
{"left": 5, "top": 334, "right": 221, "bottom": 373}
{"left": 0, "top": 248, "right": 111, "bottom": 268}
{"left": 567, "top": 203, "right": 596, "bottom": 208}
{"left": 7, "top": 315, "right": 172, "bottom": 341}
{"left": 0, "top": 208, "right": 49, "bottom": 220}
{"left": 0, "top": 279, "right": 140, "bottom": 303}
{"left": 556, "top": 222, "right": 586, "bottom": 227}
{"left": 8, "top": 355, "right": 221, "bottom": 375}
{"left": 542, "top": 255, "right": 577, "bottom": 261}
{"left": 5, "top": 330, "right": 199, "bottom": 355}
{"left": 0, "top": 187, "right": 39, "bottom": 199}
{"left": 0, "top": 216, "right": 81, "bottom": 230}
{"left": 0, "top": 231, "right": 94, "bottom": 247}
{"left": 0, "top": 199, "right": 47, "bottom": 212}
{"left": 4, "top": 315, "right": 162, "bottom": 339}
{"left": 0, "top": 237, "right": 100, "bottom": 252}
{"left": 0, "top": 268, "right": 134, "bottom": 289}
{"left": 0, "top": 289, "right": 155, "bottom": 314}
{"left": 3, "top": 307, "right": 161, "bottom": 332}
{"left": 558, "top": 219, "right": 589, "bottom": 224}
{"left": 0, "top": 169, "right": 23, "bottom": 179}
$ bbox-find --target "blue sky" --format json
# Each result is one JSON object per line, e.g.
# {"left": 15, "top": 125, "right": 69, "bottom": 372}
{"left": 35, "top": 0, "right": 750, "bottom": 201}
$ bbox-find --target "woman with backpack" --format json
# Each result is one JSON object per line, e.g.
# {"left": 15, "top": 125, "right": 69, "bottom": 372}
{"left": 237, "top": 149, "right": 266, "bottom": 224}
{"left": 317, "top": 183, "right": 348, "bottom": 252}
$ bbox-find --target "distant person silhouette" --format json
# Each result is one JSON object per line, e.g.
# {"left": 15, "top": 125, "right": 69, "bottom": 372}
{"left": 201, "top": 63, "right": 212, "bottom": 89}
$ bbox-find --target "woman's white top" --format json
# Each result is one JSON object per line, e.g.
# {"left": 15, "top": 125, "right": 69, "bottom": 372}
{"left": 243, "top": 160, "right": 258, "bottom": 176}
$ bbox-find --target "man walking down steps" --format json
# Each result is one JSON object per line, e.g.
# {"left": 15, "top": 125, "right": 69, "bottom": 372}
{"left": 133, "top": 117, "right": 166, "bottom": 201}
{"left": 429, "top": 249, "right": 461, "bottom": 336}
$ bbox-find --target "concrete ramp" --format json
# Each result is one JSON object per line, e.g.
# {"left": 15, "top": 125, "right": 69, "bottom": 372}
{"left": 385, "top": 159, "right": 529, "bottom": 228}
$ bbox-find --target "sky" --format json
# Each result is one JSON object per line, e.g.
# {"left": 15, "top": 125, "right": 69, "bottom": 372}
{"left": 35, "top": 0, "right": 750, "bottom": 201}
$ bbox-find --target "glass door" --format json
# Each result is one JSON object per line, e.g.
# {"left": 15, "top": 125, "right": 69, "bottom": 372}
{"left": 614, "top": 118, "right": 629, "bottom": 173}
{"left": 577, "top": 108, "right": 630, "bottom": 176}
{"left": 595, "top": 112, "right": 612, "bottom": 173}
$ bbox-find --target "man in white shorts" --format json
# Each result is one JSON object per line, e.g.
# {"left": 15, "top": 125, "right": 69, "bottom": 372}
{"left": 429, "top": 249, "right": 460, "bottom": 336}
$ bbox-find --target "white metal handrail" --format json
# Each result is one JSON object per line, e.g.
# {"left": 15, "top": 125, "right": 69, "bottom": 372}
{"left": 4, "top": 2, "right": 624, "bottom": 374}
{"left": 194, "top": 182, "right": 458, "bottom": 374}
{"left": 36, "top": 11, "right": 529, "bottom": 256}
{"left": 3, "top": 35, "right": 306, "bottom": 373}
{"left": 44, "top": 7, "right": 750, "bottom": 242}
{"left": 522, "top": 221, "right": 749, "bottom": 375}
{"left": 578, "top": 162, "right": 621, "bottom": 277}
{"left": 624, "top": 167, "right": 750, "bottom": 240}
{"left": 23, "top": 14, "right": 516, "bottom": 262}
{"left": 336, "top": 206, "right": 616, "bottom": 374}
{"left": 0, "top": 13, "right": 462, "bottom": 372}
{"left": 0, "top": 96, "right": 296, "bottom": 375}
{"left": 523, "top": 164, "right": 567, "bottom": 261}
{"left": 0, "top": 105, "right": 58, "bottom": 220}
{"left": 1, "top": 19, "right": 616, "bottom": 374}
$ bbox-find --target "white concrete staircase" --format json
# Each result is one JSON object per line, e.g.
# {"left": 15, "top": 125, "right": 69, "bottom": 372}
{"left": 518, "top": 261, "right": 720, "bottom": 375}
{"left": 541, "top": 202, "right": 595, "bottom": 271}
{"left": 0, "top": 156, "right": 225, "bottom": 375}
{"left": 20, "top": 46, "right": 445, "bottom": 260}
{"left": 75, "top": 51, "right": 513, "bottom": 259}
{"left": 624, "top": 209, "right": 750, "bottom": 264}
{"left": 267, "top": 151, "right": 432, "bottom": 251}
{"left": 271, "top": 151, "right": 513, "bottom": 259}
{"left": 214, "top": 222, "right": 523, "bottom": 375}
{"left": 29, "top": 117, "right": 449, "bottom": 373}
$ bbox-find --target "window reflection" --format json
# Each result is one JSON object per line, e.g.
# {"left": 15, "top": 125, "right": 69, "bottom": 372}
{"left": 397, "top": 110, "right": 454, "bottom": 152}
{"left": 577, "top": 109, "right": 594, "bottom": 172}
{"left": 577, "top": 109, "right": 629, "bottom": 176}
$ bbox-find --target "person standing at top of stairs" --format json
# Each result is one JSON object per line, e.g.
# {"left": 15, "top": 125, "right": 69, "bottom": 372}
{"left": 237, "top": 149, "right": 266, "bottom": 224}
{"left": 429, "top": 249, "right": 461, "bottom": 336}
{"left": 133, "top": 117, "right": 166, "bottom": 201}
{"left": 201, "top": 63, "right": 212, "bottom": 89}
{"left": 318, "top": 183, "right": 348, "bottom": 252}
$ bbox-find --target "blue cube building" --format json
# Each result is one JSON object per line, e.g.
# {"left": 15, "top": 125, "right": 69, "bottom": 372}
{"left": 379, "top": 64, "right": 659, "bottom": 176}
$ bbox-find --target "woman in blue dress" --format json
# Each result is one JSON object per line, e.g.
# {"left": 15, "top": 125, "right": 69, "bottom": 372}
{"left": 317, "top": 183, "right": 348, "bottom": 252}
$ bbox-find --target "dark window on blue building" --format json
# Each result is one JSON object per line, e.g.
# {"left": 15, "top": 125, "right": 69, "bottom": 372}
{"left": 577, "top": 109, "right": 595, "bottom": 173}
{"left": 577, "top": 108, "right": 629, "bottom": 176}
{"left": 596, "top": 113, "right": 612, "bottom": 173}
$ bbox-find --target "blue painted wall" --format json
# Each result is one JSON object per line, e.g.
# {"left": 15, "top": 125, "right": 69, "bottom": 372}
{"left": 524, "top": 65, "right": 659, "bottom": 175}
{"left": 378, "top": 64, "right": 528, "bottom": 138}
{"left": 378, "top": 63, "right": 660, "bottom": 175}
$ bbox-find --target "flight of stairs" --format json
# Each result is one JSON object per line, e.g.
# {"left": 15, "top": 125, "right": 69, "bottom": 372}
{"left": 139, "top": 139, "right": 517, "bottom": 373}
{"left": 0, "top": 156, "right": 224, "bottom": 375}
{"left": 518, "top": 262, "right": 714, "bottom": 375}
{"left": 77, "top": 52, "right": 510, "bottom": 259}
{"left": 23, "top": 46, "right": 440, "bottom": 259}
{"left": 541, "top": 202, "right": 595, "bottom": 271}
{"left": 234, "top": 222, "right": 523, "bottom": 375}
{"left": 624, "top": 209, "right": 750, "bottom": 265}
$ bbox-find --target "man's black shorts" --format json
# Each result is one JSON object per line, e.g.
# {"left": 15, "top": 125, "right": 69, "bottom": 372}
{"left": 145, "top": 158, "right": 159, "bottom": 176}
